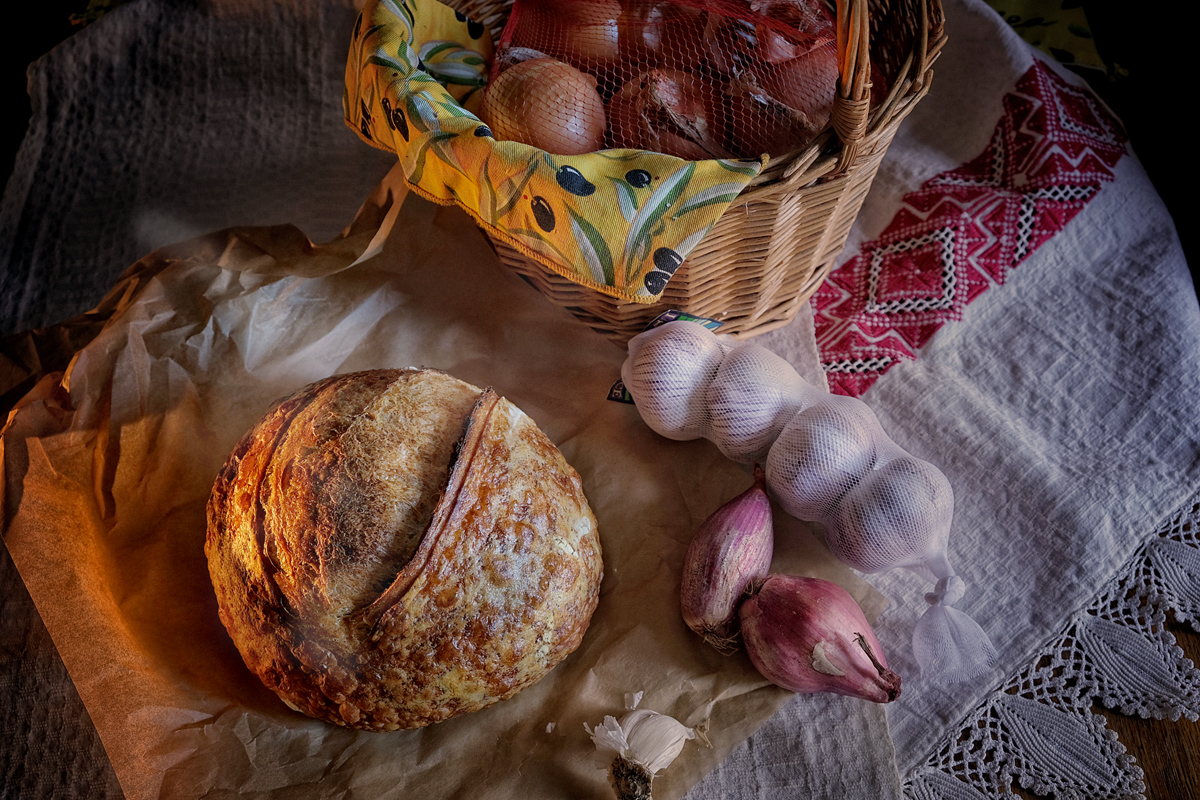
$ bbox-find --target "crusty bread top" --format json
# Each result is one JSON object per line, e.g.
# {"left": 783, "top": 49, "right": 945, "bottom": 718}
{"left": 205, "top": 369, "right": 603, "bottom": 731}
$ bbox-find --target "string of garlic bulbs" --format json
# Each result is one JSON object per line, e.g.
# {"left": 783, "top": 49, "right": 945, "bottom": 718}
{"left": 621, "top": 320, "right": 997, "bottom": 683}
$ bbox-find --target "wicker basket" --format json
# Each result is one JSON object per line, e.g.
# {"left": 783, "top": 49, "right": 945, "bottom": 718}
{"left": 450, "top": 0, "right": 946, "bottom": 344}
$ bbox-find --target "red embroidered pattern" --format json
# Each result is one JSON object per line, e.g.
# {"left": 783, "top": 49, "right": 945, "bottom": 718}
{"left": 813, "top": 61, "right": 1127, "bottom": 397}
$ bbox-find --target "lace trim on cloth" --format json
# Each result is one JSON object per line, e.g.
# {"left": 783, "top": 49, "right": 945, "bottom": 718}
{"left": 904, "top": 491, "right": 1200, "bottom": 799}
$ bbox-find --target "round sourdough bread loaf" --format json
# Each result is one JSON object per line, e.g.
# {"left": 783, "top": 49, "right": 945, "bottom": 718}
{"left": 205, "top": 368, "right": 603, "bottom": 731}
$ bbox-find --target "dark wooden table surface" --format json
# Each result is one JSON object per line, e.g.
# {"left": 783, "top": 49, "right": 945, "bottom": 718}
{"left": 1081, "top": 623, "right": 1200, "bottom": 799}
{"left": 2, "top": 1, "right": 1197, "bottom": 798}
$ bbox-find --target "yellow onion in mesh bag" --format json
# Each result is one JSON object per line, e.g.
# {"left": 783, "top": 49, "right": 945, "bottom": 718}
{"left": 510, "top": 0, "right": 622, "bottom": 64}
{"left": 617, "top": 0, "right": 707, "bottom": 69}
{"left": 702, "top": 1, "right": 839, "bottom": 156}
{"left": 749, "top": 41, "right": 838, "bottom": 137}
{"left": 724, "top": 73, "right": 819, "bottom": 158}
{"left": 479, "top": 58, "right": 607, "bottom": 155}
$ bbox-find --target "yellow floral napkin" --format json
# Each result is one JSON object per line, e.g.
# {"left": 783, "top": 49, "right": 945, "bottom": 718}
{"left": 343, "top": 0, "right": 765, "bottom": 302}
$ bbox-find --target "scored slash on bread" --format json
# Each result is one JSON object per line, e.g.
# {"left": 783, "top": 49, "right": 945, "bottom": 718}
{"left": 355, "top": 387, "right": 502, "bottom": 638}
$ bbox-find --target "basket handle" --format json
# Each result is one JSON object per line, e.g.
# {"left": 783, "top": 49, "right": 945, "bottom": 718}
{"left": 831, "top": 0, "right": 871, "bottom": 174}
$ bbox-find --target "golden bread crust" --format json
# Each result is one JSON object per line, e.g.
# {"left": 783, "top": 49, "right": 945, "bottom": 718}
{"left": 205, "top": 369, "right": 602, "bottom": 731}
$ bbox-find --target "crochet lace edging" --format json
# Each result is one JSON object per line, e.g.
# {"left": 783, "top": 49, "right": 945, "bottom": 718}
{"left": 904, "top": 492, "right": 1200, "bottom": 800}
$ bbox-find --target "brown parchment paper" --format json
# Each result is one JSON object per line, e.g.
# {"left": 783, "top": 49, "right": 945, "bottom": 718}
{"left": 1, "top": 164, "right": 885, "bottom": 800}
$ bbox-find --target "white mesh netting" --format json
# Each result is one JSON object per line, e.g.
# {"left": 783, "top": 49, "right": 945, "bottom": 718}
{"left": 621, "top": 319, "right": 997, "bottom": 682}
{"left": 480, "top": 0, "right": 844, "bottom": 158}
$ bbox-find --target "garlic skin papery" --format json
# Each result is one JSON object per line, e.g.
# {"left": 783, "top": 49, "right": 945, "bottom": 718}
{"left": 739, "top": 574, "right": 901, "bottom": 703}
{"left": 586, "top": 692, "right": 696, "bottom": 800}
{"left": 680, "top": 466, "right": 773, "bottom": 652}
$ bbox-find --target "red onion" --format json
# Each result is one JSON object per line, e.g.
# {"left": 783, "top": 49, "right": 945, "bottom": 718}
{"left": 740, "top": 574, "right": 901, "bottom": 703}
{"left": 607, "top": 68, "right": 730, "bottom": 159}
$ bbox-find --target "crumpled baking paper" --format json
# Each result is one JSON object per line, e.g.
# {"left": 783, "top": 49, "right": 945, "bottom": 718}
{"left": 1, "top": 163, "right": 889, "bottom": 800}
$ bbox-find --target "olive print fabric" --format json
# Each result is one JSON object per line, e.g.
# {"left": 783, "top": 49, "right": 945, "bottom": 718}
{"left": 344, "top": 0, "right": 764, "bottom": 302}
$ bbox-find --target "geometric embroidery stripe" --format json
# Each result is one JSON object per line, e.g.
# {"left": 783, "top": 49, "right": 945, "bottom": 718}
{"left": 814, "top": 60, "right": 1128, "bottom": 397}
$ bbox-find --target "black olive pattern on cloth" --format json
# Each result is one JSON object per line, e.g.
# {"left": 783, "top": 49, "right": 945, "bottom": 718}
{"left": 344, "top": 0, "right": 764, "bottom": 302}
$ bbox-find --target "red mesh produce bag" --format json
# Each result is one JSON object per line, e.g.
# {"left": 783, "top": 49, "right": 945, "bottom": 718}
{"left": 481, "top": 0, "right": 848, "bottom": 159}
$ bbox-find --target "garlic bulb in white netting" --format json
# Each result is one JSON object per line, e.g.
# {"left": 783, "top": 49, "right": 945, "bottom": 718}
{"left": 766, "top": 393, "right": 955, "bottom": 579}
{"left": 767, "top": 403, "right": 956, "bottom": 581}
{"left": 765, "top": 390, "right": 995, "bottom": 681}
{"left": 765, "top": 393, "right": 882, "bottom": 521}
{"left": 623, "top": 321, "right": 813, "bottom": 462}
{"left": 621, "top": 321, "right": 727, "bottom": 440}
{"left": 825, "top": 455, "right": 954, "bottom": 577}
{"left": 706, "top": 340, "right": 811, "bottom": 463}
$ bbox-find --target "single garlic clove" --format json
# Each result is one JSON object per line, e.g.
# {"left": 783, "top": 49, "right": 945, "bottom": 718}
{"left": 680, "top": 466, "right": 774, "bottom": 652}
{"left": 618, "top": 709, "right": 693, "bottom": 775}
{"left": 739, "top": 574, "right": 901, "bottom": 703}
{"left": 622, "top": 321, "right": 727, "bottom": 441}
{"left": 706, "top": 342, "right": 812, "bottom": 464}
